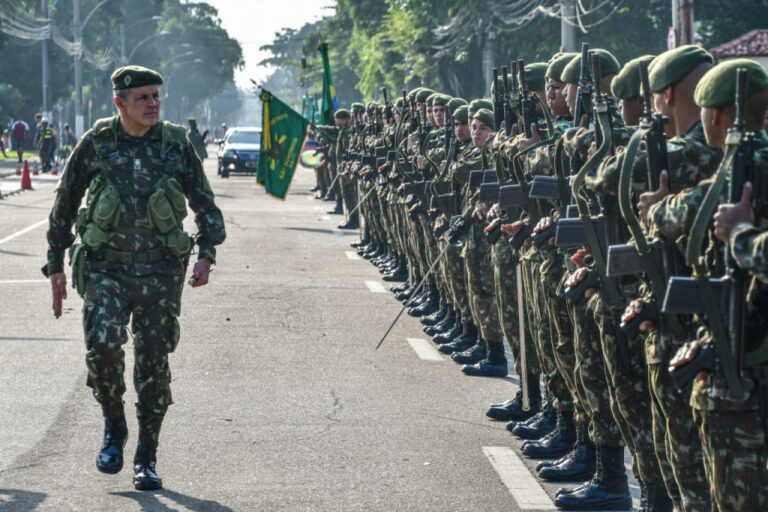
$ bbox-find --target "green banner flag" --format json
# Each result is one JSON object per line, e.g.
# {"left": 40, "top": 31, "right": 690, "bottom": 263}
{"left": 317, "top": 42, "right": 338, "bottom": 125}
{"left": 257, "top": 89, "right": 309, "bottom": 200}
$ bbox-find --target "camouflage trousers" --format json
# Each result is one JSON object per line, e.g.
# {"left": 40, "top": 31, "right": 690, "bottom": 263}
{"left": 538, "top": 253, "right": 578, "bottom": 416}
{"left": 571, "top": 289, "right": 623, "bottom": 447}
{"left": 492, "top": 242, "right": 540, "bottom": 376}
{"left": 647, "top": 332, "right": 712, "bottom": 512}
{"left": 522, "top": 250, "right": 571, "bottom": 411}
{"left": 463, "top": 239, "right": 503, "bottom": 343}
{"left": 443, "top": 241, "right": 471, "bottom": 321}
{"left": 340, "top": 175, "right": 357, "bottom": 214}
{"left": 592, "top": 296, "right": 664, "bottom": 486}
{"left": 83, "top": 268, "right": 182, "bottom": 446}
{"left": 691, "top": 369, "right": 768, "bottom": 512}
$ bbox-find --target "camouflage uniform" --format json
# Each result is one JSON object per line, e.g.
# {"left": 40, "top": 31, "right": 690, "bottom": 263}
{"left": 45, "top": 117, "right": 226, "bottom": 448}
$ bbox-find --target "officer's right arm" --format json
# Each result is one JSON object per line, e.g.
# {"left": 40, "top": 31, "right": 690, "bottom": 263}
{"left": 44, "top": 138, "right": 93, "bottom": 277}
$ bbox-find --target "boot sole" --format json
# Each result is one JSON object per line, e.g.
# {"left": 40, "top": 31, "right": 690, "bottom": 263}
{"left": 134, "top": 478, "right": 163, "bottom": 490}
{"left": 96, "top": 461, "right": 123, "bottom": 475}
{"left": 553, "top": 496, "right": 631, "bottom": 510}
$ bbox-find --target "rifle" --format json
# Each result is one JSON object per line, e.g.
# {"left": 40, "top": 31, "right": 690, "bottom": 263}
{"left": 383, "top": 88, "right": 394, "bottom": 124}
{"left": 493, "top": 68, "right": 504, "bottom": 132}
{"left": 518, "top": 59, "right": 537, "bottom": 139}
{"left": 607, "top": 59, "right": 686, "bottom": 341}
{"left": 573, "top": 43, "right": 593, "bottom": 128}
{"left": 663, "top": 69, "right": 755, "bottom": 397}
{"left": 502, "top": 65, "right": 517, "bottom": 137}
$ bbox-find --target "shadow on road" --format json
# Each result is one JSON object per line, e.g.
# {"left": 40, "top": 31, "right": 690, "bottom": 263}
{"left": 0, "top": 489, "right": 47, "bottom": 512}
{"left": 111, "top": 489, "right": 234, "bottom": 511}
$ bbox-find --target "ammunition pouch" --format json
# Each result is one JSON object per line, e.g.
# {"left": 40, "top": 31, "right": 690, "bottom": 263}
{"left": 147, "top": 177, "right": 187, "bottom": 234}
{"left": 478, "top": 182, "right": 500, "bottom": 203}
{"left": 156, "top": 228, "right": 194, "bottom": 258}
{"left": 89, "top": 176, "right": 121, "bottom": 231}
{"left": 69, "top": 243, "right": 88, "bottom": 298}
{"left": 82, "top": 224, "right": 110, "bottom": 251}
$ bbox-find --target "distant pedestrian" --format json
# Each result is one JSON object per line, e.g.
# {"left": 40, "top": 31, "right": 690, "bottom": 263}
{"left": 38, "top": 118, "right": 56, "bottom": 172}
{"left": 11, "top": 118, "right": 29, "bottom": 162}
{"left": 0, "top": 119, "right": 7, "bottom": 157}
{"left": 187, "top": 117, "right": 208, "bottom": 161}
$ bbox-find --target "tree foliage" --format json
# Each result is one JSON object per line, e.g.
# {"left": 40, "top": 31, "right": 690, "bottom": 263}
{"left": 258, "top": 0, "right": 768, "bottom": 105}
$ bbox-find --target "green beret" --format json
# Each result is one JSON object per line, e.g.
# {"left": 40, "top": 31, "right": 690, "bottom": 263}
{"left": 473, "top": 108, "right": 495, "bottom": 129}
{"left": 395, "top": 98, "right": 404, "bottom": 108}
{"left": 453, "top": 105, "right": 469, "bottom": 123}
{"left": 611, "top": 55, "right": 655, "bottom": 99}
{"left": 415, "top": 88, "right": 435, "bottom": 103}
{"left": 426, "top": 93, "right": 438, "bottom": 106}
{"left": 561, "top": 49, "right": 620, "bottom": 84}
{"left": 694, "top": 58, "right": 768, "bottom": 108}
{"left": 432, "top": 94, "right": 451, "bottom": 107}
{"left": 469, "top": 99, "right": 493, "bottom": 112}
{"left": 546, "top": 52, "right": 578, "bottom": 81}
{"left": 524, "top": 62, "right": 548, "bottom": 91}
{"left": 334, "top": 109, "right": 350, "bottom": 120}
{"left": 447, "top": 97, "right": 467, "bottom": 111}
{"left": 649, "top": 45, "right": 713, "bottom": 93}
{"left": 187, "top": 117, "right": 196, "bottom": 122}
{"left": 351, "top": 102, "right": 365, "bottom": 112}
{"left": 111, "top": 65, "right": 163, "bottom": 90}
{"left": 407, "top": 88, "right": 422, "bottom": 103}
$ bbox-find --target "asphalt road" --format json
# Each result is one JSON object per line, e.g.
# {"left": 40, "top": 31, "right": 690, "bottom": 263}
{"left": 0, "top": 151, "right": 638, "bottom": 511}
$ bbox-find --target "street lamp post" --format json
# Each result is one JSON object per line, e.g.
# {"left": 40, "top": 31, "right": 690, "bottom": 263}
{"left": 73, "top": 0, "right": 83, "bottom": 136}
{"left": 119, "top": 15, "right": 163, "bottom": 65}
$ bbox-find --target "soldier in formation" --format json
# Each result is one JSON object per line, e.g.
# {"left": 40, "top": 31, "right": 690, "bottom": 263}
{"left": 313, "top": 45, "right": 768, "bottom": 511}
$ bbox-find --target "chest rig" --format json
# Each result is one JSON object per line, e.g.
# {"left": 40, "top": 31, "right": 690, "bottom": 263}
{"left": 75, "top": 116, "right": 193, "bottom": 264}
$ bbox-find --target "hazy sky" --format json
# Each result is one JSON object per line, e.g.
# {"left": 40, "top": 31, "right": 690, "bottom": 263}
{"left": 207, "top": 0, "right": 334, "bottom": 89}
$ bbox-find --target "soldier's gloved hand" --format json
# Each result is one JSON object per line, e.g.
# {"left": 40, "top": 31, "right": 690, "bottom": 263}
{"left": 50, "top": 272, "right": 67, "bottom": 319}
{"left": 638, "top": 170, "right": 669, "bottom": 225}
{"left": 500, "top": 220, "right": 525, "bottom": 237}
{"left": 189, "top": 258, "right": 212, "bottom": 288}
{"left": 484, "top": 217, "right": 502, "bottom": 234}
{"left": 714, "top": 182, "right": 754, "bottom": 243}
{"left": 487, "top": 203, "right": 501, "bottom": 222}
{"left": 570, "top": 247, "right": 590, "bottom": 268}
{"left": 533, "top": 217, "right": 555, "bottom": 245}
{"left": 473, "top": 201, "right": 489, "bottom": 222}
{"left": 621, "top": 299, "right": 656, "bottom": 332}
{"left": 564, "top": 267, "right": 598, "bottom": 299}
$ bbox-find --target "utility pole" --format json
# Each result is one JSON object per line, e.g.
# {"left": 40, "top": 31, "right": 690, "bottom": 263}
{"left": 42, "top": 0, "right": 51, "bottom": 121}
{"left": 482, "top": 26, "right": 496, "bottom": 97}
{"left": 73, "top": 0, "right": 84, "bottom": 137}
{"left": 561, "top": 0, "right": 576, "bottom": 52}
{"left": 120, "top": 24, "right": 126, "bottom": 65}
{"left": 680, "top": 0, "right": 694, "bottom": 45}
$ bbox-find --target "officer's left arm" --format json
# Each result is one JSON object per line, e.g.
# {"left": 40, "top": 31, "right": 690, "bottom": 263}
{"left": 181, "top": 145, "right": 226, "bottom": 264}
{"left": 731, "top": 224, "right": 768, "bottom": 284}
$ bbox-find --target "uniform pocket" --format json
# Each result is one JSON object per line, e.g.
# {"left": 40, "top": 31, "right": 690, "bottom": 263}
{"left": 82, "top": 223, "right": 109, "bottom": 251}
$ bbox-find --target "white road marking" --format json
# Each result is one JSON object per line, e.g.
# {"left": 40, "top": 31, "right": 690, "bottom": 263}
{"left": 0, "top": 218, "right": 48, "bottom": 245}
{"left": 321, "top": 215, "right": 331, "bottom": 221}
{"left": 407, "top": 338, "right": 444, "bottom": 361}
{"left": 345, "top": 251, "right": 361, "bottom": 260}
{"left": 365, "top": 280, "right": 386, "bottom": 293}
{"left": 483, "top": 446, "right": 556, "bottom": 510}
{"left": 0, "top": 279, "right": 49, "bottom": 284}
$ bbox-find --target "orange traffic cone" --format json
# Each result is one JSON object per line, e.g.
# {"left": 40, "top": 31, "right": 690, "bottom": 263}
{"left": 32, "top": 160, "right": 39, "bottom": 176}
{"left": 21, "top": 160, "right": 33, "bottom": 190}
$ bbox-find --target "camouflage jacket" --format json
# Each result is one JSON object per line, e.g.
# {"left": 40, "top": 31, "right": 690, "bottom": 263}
{"left": 45, "top": 118, "right": 225, "bottom": 276}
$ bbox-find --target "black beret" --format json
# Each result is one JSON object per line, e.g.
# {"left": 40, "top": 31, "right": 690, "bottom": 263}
{"left": 334, "top": 109, "right": 351, "bottom": 120}
{"left": 111, "top": 65, "right": 163, "bottom": 90}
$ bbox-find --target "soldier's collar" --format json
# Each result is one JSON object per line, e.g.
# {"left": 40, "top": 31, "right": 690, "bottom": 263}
{"left": 116, "top": 119, "right": 162, "bottom": 141}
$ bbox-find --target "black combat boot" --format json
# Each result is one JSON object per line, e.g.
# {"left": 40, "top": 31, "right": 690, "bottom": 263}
{"left": 435, "top": 319, "right": 474, "bottom": 348}
{"left": 408, "top": 288, "right": 438, "bottom": 317}
{"left": 554, "top": 445, "right": 632, "bottom": 511}
{"left": 510, "top": 399, "right": 557, "bottom": 439}
{"left": 96, "top": 416, "right": 128, "bottom": 474}
{"left": 327, "top": 197, "right": 343, "bottom": 214}
{"left": 522, "top": 409, "right": 576, "bottom": 459}
{"left": 338, "top": 212, "right": 359, "bottom": 230}
{"left": 462, "top": 340, "right": 507, "bottom": 377}
{"left": 133, "top": 443, "right": 163, "bottom": 490}
{"left": 645, "top": 484, "right": 674, "bottom": 512}
{"left": 322, "top": 189, "right": 336, "bottom": 201}
{"left": 424, "top": 309, "right": 455, "bottom": 335}
{"left": 451, "top": 334, "right": 486, "bottom": 364}
{"left": 420, "top": 295, "right": 447, "bottom": 326}
{"left": 391, "top": 278, "right": 411, "bottom": 293}
{"left": 350, "top": 229, "right": 370, "bottom": 248}
{"left": 486, "top": 374, "right": 542, "bottom": 421}
{"left": 432, "top": 316, "right": 463, "bottom": 344}
{"left": 537, "top": 420, "right": 595, "bottom": 482}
